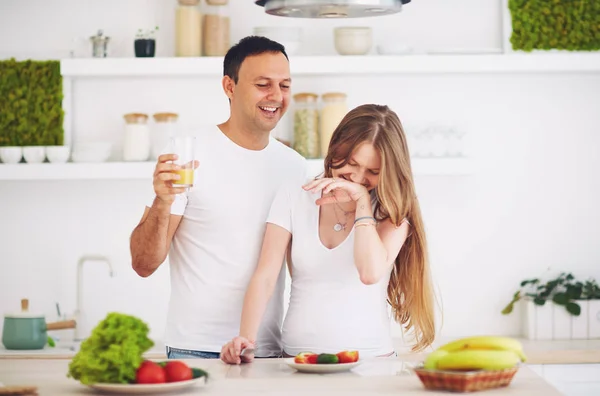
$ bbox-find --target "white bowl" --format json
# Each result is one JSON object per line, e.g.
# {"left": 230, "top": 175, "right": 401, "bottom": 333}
{"left": 71, "top": 142, "right": 112, "bottom": 163}
{"left": 334, "top": 27, "right": 372, "bottom": 55}
{"left": 0, "top": 147, "right": 23, "bottom": 164}
{"left": 45, "top": 146, "right": 71, "bottom": 163}
{"left": 376, "top": 43, "right": 413, "bottom": 55}
{"left": 254, "top": 26, "right": 301, "bottom": 41}
{"left": 22, "top": 146, "right": 46, "bottom": 163}
{"left": 253, "top": 27, "right": 302, "bottom": 55}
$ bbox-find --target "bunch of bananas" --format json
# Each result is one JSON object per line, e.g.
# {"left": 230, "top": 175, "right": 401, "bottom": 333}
{"left": 423, "top": 336, "right": 527, "bottom": 371}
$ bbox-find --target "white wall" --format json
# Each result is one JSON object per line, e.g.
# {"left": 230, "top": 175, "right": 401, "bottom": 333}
{"left": 1, "top": 0, "right": 599, "bottom": 347}
{"left": 0, "top": 0, "right": 502, "bottom": 59}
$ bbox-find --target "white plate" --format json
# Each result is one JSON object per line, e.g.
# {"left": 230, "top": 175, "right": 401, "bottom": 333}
{"left": 87, "top": 376, "right": 207, "bottom": 394}
{"left": 427, "top": 48, "right": 503, "bottom": 55}
{"left": 284, "top": 358, "right": 362, "bottom": 373}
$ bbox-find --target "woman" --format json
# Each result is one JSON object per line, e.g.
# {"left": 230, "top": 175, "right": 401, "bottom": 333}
{"left": 221, "top": 104, "right": 435, "bottom": 364}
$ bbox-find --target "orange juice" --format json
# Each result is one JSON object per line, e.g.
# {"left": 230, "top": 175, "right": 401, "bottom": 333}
{"left": 173, "top": 168, "right": 194, "bottom": 186}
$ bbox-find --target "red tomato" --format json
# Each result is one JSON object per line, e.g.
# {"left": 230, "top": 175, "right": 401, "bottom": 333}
{"left": 135, "top": 361, "right": 166, "bottom": 384}
{"left": 306, "top": 354, "right": 318, "bottom": 364}
{"left": 164, "top": 361, "right": 193, "bottom": 382}
{"left": 294, "top": 352, "right": 313, "bottom": 364}
{"left": 336, "top": 350, "right": 359, "bottom": 363}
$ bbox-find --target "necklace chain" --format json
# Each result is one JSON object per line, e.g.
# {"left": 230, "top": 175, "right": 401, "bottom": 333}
{"left": 332, "top": 202, "right": 355, "bottom": 232}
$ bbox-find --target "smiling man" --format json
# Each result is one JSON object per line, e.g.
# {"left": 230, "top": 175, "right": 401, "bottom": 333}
{"left": 130, "top": 36, "right": 306, "bottom": 360}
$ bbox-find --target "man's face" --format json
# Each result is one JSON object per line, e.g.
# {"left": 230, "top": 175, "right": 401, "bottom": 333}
{"left": 230, "top": 52, "right": 291, "bottom": 134}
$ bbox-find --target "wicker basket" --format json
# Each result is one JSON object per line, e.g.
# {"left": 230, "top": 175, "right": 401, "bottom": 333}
{"left": 413, "top": 365, "right": 519, "bottom": 393}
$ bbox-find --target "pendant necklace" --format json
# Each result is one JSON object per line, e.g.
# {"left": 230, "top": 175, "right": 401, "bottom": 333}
{"left": 333, "top": 202, "right": 355, "bottom": 232}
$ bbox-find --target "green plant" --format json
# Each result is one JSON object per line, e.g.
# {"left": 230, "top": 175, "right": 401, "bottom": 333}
{"left": 0, "top": 58, "right": 64, "bottom": 146}
{"left": 502, "top": 272, "right": 600, "bottom": 316}
{"left": 67, "top": 312, "right": 154, "bottom": 385}
{"left": 509, "top": 0, "right": 600, "bottom": 51}
{"left": 136, "top": 26, "right": 159, "bottom": 40}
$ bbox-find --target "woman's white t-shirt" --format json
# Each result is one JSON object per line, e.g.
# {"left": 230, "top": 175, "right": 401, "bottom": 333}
{"left": 266, "top": 181, "right": 395, "bottom": 358}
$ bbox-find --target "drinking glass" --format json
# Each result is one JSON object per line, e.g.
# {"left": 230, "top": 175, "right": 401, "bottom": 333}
{"left": 170, "top": 136, "right": 196, "bottom": 188}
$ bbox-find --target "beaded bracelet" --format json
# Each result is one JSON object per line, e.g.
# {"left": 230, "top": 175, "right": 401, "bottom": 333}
{"left": 354, "top": 216, "right": 376, "bottom": 224}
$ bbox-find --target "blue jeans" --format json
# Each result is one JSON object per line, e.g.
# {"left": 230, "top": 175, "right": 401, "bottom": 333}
{"left": 166, "top": 346, "right": 220, "bottom": 359}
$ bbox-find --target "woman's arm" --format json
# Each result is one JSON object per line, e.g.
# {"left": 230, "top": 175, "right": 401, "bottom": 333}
{"left": 303, "top": 177, "right": 410, "bottom": 286}
{"left": 239, "top": 223, "right": 291, "bottom": 339}
{"left": 353, "top": 194, "right": 409, "bottom": 285}
{"left": 221, "top": 223, "right": 291, "bottom": 364}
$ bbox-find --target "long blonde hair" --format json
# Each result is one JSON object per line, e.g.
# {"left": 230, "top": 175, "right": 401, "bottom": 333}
{"left": 323, "top": 104, "right": 435, "bottom": 352}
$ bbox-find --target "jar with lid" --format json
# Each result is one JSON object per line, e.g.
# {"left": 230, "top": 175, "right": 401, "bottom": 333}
{"left": 319, "top": 92, "right": 347, "bottom": 157}
{"left": 152, "top": 113, "right": 179, "bottom": 159}
{"left": 123, "top": 113, "right": 150, "bottom": 161}
{"left": 202, "top": 3, "right": 230, "bottom": 56}
{"left": 293, "top": 93, "right": 320, "bottom": 159}
{"left": 176, "top": 0, "right": 202, "bottom": 57}
{"left": 90, "top": 30, "right": 110, "bottom": 58}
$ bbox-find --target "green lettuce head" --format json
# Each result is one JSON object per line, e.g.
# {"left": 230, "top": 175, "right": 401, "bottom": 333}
{"left": 67, "top": 312, "right": 154, "bottom": 385}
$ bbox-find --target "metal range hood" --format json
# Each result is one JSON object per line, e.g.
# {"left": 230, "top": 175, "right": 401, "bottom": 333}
{"left": 255, "top": 0, "right": 411, "bottom": 18}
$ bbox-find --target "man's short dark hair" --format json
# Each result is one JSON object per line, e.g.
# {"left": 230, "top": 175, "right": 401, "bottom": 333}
{"left": 223, "top": 36, "right": 289, "bottom": 84}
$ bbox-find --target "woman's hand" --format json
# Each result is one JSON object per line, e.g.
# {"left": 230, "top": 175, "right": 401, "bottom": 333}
{"left": 303, "top": 177, "right": 369, "bottom": 205}
{"left": 220, "top": 336, "right": 255, "bottom": 365}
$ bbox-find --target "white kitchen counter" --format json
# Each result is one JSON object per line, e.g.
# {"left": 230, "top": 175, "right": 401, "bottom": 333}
{"left": 3, "top": 337, "right": 598, "bottom": 364}
{"left": 0, "top": 357, "right": 561, "bottom": 396}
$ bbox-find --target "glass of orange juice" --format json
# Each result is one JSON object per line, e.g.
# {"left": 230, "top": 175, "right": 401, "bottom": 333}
{"left": 170, "top": 136, "right": 196, "bottom": 188}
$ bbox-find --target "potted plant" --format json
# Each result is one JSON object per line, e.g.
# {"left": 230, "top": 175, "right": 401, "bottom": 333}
{"left": 0, "top": 58, "right": 64, "bottom": 163}
{"left": 502, "top": 272, "right": 600, "bottom": 340}
{"left": 134, "top": 26, "right": 158, "bottom": 58}
{"left": 503, "top": 0, "right": 600, "bottom": 52}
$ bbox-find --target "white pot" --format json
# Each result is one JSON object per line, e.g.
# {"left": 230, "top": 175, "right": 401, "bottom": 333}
{"left": 45, "top": 146, "right": 71, "bottom": 163}
{"left": 589, "top": 300, "right": 600, "bottom": 338}
{"left": 0, "top": 147, "right": 23, "bottom": 164}
{"left": 521, "top": 299, "right": 600, "bottom": 340}
{"left": 22, "top": 146, "right": 46, "bottom": 163}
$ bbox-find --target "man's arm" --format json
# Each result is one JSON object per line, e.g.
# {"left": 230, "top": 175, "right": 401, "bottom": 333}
{"left": 130, "top": 198, "right": 183, "bottom": 277}
{"left": 130, "top": 153, "right": 191, "bottom": 277}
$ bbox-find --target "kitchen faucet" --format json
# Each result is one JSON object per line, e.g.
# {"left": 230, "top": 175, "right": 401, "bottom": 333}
{"left": 74, "top": 255, "right": 115, "bottom": 341}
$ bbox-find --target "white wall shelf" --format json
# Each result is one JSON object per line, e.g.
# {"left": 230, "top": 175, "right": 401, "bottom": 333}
{"left": 60, "top": 54, "right": 600, "bottom": 77}
{"left": 0, "top": 158, "right": 472, "bottom": 181}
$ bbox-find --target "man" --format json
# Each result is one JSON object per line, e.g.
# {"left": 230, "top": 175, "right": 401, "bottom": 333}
{"left": 130, "top": 36, "right": 306, "bottom": 359}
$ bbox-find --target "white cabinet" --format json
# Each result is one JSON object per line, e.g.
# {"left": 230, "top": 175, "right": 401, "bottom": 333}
{"left": 531, "top": 364, "right": 600, "bottom": 396}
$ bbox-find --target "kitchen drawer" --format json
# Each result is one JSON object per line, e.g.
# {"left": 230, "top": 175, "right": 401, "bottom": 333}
{"left": 549, "top": 381, "right": 600, "bottom": 396}
{"left": 542, "top": 364, "right": 600, "bottom": 382}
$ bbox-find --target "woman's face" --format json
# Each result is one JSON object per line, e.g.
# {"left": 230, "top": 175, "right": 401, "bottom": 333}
{"left": 331, "top": 142, "right": 381, "bottom": 191}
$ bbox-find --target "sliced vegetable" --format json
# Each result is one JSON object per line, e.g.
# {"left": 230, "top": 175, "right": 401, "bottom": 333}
{"left": 316, "top": 353, "right": 339, "bottom": 364}
{"left": 294, "top": 352, "right": 315, "bottom": 364}
{"left": 336, "top": 350, "right": 359, "bottom": 363}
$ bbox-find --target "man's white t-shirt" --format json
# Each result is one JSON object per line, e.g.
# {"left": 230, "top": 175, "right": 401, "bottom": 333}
{"left": 266, "top": 180, "right": 395, "bottom": 358}
{"left": 152, "top": 126, "right": 306, "bottom": 357}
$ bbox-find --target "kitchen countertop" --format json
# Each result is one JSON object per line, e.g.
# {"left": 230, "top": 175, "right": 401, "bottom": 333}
{"left": 0, "top": 357, "right": 561, "bottom": 396}
{"left": 2, "top": 337, "right": 599, "bottom": 364}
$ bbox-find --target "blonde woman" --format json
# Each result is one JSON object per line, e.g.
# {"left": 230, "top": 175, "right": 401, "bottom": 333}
{"left": 221, "top": 104, "right": 435, "bottom": 364}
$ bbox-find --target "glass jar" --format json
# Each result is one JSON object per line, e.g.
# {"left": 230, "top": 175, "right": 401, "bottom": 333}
{"left": 175, "top": 0, "right": 202, "bottom": 57}
{"left": 293, "top": 93, "right": 320, "bottom": 159}
{"left": 123, "top": 113, "right": 150, "bottom": 161}
{"left": 319, "top": 92, "right": 347, "bottom": 157}
{"left": 202, "top": 4, "right": 230, "bottom": 56}
{"left": 90, "top": 30, "right": 110, "bottom": 58}
{"left": 152, "top": 112, "right": 179, "bottom": 159}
